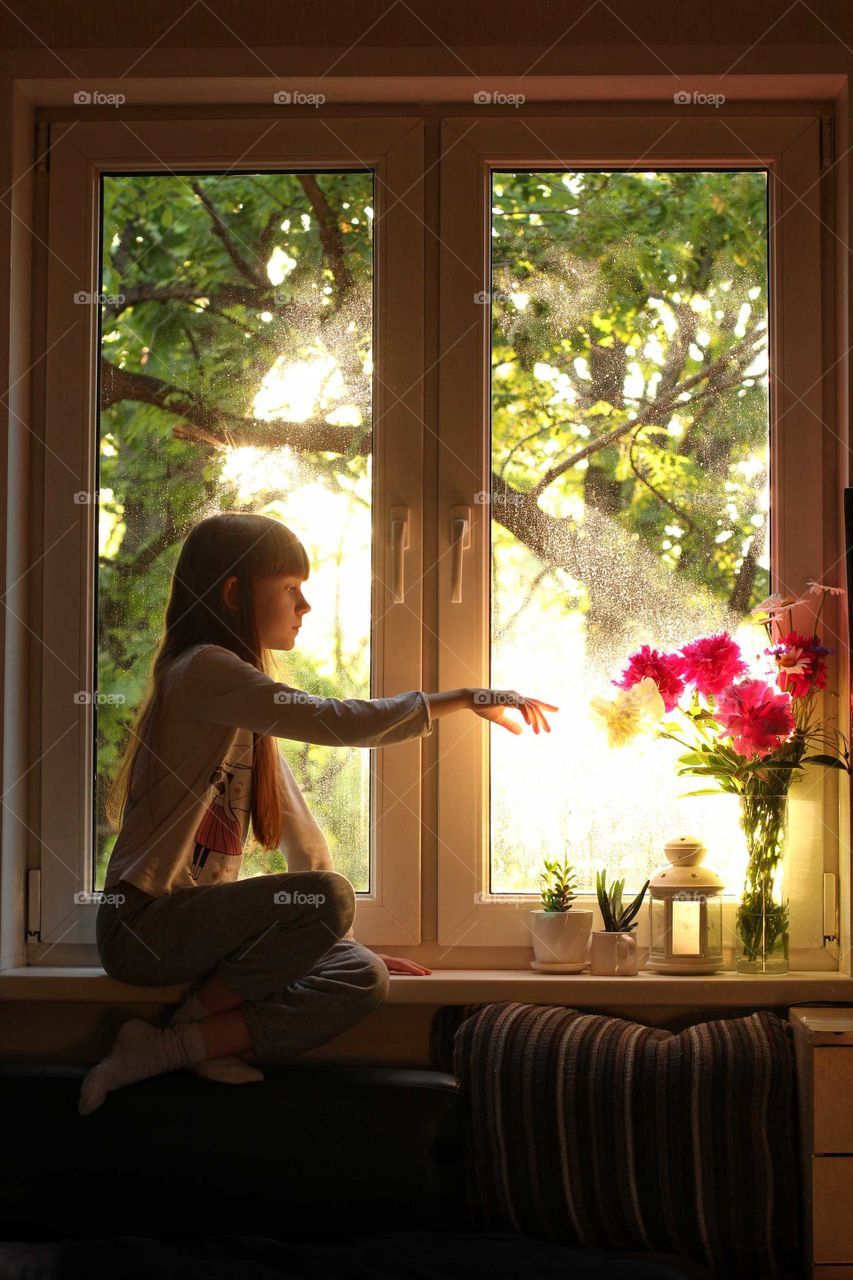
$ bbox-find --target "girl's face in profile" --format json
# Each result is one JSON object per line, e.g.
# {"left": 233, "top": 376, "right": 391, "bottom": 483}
{"left": 253, "top": 573, "right": 311, "bottom": 651}
{"left": 221, "top": 571, "right": 311, "bottom": 651}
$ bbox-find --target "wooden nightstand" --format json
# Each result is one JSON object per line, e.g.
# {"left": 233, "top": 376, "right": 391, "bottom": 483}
{"left": 790, "top": 1007, "right": 853, "bottom": 1279}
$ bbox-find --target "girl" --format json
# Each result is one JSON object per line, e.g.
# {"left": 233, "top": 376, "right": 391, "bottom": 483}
{"left": 80, "top": 512, "right": 558, "bottom": 1115}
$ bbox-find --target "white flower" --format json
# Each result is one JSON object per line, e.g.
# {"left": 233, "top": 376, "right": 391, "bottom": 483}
{"left": 590, "top": 677, "right": 666, "bottom": 748}
{"left": 775, "top": 646, "right": 809, "bottom": 675}
{"left": 753, "top": 592, "right": 801, "bottom": 617}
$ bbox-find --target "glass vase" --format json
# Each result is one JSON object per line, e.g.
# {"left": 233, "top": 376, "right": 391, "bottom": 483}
{"left": 735, "top": 790, "right": 789, "bottom": 975}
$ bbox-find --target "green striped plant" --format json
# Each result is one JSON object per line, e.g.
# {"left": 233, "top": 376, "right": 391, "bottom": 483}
{"left": 595, "top": 869, "right": 650, "bottom": 933}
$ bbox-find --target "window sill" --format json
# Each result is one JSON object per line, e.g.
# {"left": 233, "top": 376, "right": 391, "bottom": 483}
{"left": 1, "top": 966, "right": 852, "bottom": 1006}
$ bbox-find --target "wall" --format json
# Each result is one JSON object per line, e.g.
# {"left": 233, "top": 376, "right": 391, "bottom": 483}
{"left": 0, "top": 0, "right": 850, "bottom": 1061}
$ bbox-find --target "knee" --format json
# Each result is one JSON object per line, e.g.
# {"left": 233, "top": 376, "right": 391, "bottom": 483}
{"left": 96, "top": 949, "right": 147, "bottom": 987}
{"left": 352, "top": 946, "right": 390, "bottom": 1010}
{"left": 314, "top": 871, "right": 356, "bottom": 938}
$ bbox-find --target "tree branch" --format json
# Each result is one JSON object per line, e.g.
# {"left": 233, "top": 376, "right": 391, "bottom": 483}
{"left": 628, "top": 427, "right": 697, "bottom": 533}
{"left": 528, "top": 325, "right": 766, "bottom": 501}
{"left": 190, "top": 181, "right": 264, "bottom": 286}
{"left": 298, "top": 174, "right": 354, "bottom": 294}
{"left": 729, "top": 510, "right": 768, "bottom": 614}
{"left": 100, "top": 361, "right": 371, "bottom": 455}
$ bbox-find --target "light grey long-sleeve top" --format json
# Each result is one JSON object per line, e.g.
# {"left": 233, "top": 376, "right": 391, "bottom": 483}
{"left": 103, "top": 643, "right": 434, "bottom": 900}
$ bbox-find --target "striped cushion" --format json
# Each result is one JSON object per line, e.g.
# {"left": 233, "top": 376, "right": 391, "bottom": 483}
{"left": 448, "top": 1002, "right": 799, "bottom": 1278}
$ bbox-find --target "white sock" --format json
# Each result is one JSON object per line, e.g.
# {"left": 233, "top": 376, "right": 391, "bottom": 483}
{"left": 78, "top": 1018, "right": 208, "bottom": 1115}
{"left": 170, "top": 990, "right": 264, "bottom": 1085}
{"left": 170, "top": 991, "right": 209, "bottom": 1024}
{"left": 192, "top": 1056, "right": 264, "bottom": 1084}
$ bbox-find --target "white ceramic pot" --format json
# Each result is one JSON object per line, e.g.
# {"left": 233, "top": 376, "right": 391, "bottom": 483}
{"left": 529, "top": 909, "right": 593, "bottom": 965}
{"left": 589, "top": 929, "right": 641, "bottom": 976}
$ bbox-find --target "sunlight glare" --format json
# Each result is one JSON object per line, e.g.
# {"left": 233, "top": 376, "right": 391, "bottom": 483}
{"left": 253, "top": 349, "right": 347, "bottom": 424}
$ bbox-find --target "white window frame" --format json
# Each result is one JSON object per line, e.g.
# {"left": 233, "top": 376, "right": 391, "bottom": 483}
{"left": 32, "top": 115, "right": 428, "bottom": 953}
{"left": 435, "top": 110, "right": 846, "bottom": 969}
{"left": 12, "top": 98, "right": 848, "bottom": 975}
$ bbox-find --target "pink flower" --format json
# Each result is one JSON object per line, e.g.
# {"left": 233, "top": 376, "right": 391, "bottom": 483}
{"left": 715, "top": 678, "right": 795, "bottom": 758}
{"left": 766, "top": 630, "right": 830, "bottom": 698}
{"left": 612, "top": 645, "right": 687, "bottom": 712}
{"left": 679, "top": 631, "right": 749, "bottom": 698}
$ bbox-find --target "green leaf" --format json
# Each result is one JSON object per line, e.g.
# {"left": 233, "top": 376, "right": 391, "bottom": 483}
{"left": 802, "top": 754, "right": 849, "bottom": 770}
{"left": 616, "top": 879, "right": 650, "bottom": 929}
{"left": 742, "top": 758, "right": 803, "bottom": 770}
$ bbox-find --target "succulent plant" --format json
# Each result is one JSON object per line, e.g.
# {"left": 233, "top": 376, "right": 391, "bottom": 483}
{"left": 539, "top": 856, "right": 578, "bottom": 912}
{"left": 595, "top": 869, "right": 650, "bottom": 932}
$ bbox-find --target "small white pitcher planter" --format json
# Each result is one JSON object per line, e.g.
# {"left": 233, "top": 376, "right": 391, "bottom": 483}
{"left": 589, "top": 929, "right": 641, "bottom": 976}
{"left": 529, "top": 908, "right": 593, "bottom": 971}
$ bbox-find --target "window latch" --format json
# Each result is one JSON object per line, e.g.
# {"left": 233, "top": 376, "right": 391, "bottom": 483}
{"left": 27, "top": 869, "right": 42, "bottom": 942}
{"left": 823, "top": 872, "right": 838, "bottom": 944}
{"left": 450, "top": 505, "right": 471, "bottom": 604}
{"left": 389, "top": 506, "right": 411, "bottom": 604}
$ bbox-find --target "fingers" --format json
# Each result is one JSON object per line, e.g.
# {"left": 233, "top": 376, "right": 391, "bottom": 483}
{"left": 523, "top": 700, "right": 548, "bottom": 734}
{"left": 381, "top": 954, "right": 432, "bottom": 974}
{"left": 476, "top": 691, "right": 560, "bottom": 735}
{"left": 523, "top": 696, "right": 559, "bottom": 734}
{"left": 498, "top": 710, "right": 523, "bottom": 735}
{"left": 507, "top": 699, "right": 529, "bottom": 734}
{"left": 522, "top": 701, "right": 539, "bottom": 734}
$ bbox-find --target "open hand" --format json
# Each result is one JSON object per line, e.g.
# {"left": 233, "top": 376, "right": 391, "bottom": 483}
{"left": 376, "top": 953, "right": 432, "bottom": 975}
{"left": 470, "top": 689, "right": 559, "bottom": 735}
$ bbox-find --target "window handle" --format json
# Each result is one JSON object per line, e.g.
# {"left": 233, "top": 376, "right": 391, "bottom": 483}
{"left": 450, "top": 505, "right": 471, "bottom": 604}
{"left": 823, "top": 872, "right": 838, "bottom": 944}
{"left": 390, "top": 506, "right": 410, "bottom": 604}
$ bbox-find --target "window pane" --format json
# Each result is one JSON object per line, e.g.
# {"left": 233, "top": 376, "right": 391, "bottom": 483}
{"left": 488, "top": 170, "right": 769, "bottom": 895}
{"left": 94, "top": 170, "right": 374, "bottom": 892}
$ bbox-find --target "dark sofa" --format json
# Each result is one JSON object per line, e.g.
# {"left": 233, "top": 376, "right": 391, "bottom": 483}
{"left": 0, "top": 1060, "right": 714, "bottom": 1279}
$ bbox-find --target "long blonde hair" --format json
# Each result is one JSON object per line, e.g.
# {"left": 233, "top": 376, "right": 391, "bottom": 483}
{"left": 105, "top": 512, "right": 310, "bottom": 849}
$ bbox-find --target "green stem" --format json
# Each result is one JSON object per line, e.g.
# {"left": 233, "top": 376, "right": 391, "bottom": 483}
{"left": 736, "top": 789, "right": 790, "bottom": 964}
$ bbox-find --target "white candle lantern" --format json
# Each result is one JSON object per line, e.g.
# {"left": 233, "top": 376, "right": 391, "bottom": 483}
{"left": 647, "top": 836, "right": 724, "bottom": 974}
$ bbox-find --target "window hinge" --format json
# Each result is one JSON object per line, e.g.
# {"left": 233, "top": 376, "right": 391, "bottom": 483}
{"left": 820, "top": 114, "right": 834, "bottom": 170}
{"left": 823, "top": 871, "right": 838, "bottom": 944}
{"left": 26, "top": 868, "right": 42, "bottom": 941}
{"left": 34, "top": 117, "right": 50, "bottom": 175}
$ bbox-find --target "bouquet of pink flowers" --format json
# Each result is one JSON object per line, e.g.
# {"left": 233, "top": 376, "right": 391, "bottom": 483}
{"left": 591, "top": 581, "right": 849, "bottom": 784}
{"left": 590, "top": 581, "right": 850, "bottom": 971}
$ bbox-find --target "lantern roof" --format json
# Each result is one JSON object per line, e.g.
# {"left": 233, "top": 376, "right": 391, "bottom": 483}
{"left": 650, "top": 834, "right": 724, "bottom": 893}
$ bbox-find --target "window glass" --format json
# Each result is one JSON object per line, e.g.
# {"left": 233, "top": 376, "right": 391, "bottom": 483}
{"left": 488, "top": 170, "right": 769, "bottom": 895}
{"left": 94, "top": 170, "right": 374, "bottom": 891}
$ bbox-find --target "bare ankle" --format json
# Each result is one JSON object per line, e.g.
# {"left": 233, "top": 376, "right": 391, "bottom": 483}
{"left": 197, "top": 1007, "right": 253, "bottom": 1059}
{"left": 195, "top": 974, "right": 245, "bottom": 1014}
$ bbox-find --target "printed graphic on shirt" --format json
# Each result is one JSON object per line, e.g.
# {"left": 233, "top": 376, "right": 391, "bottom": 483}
{"left": 190, "top": 741, "right": 252, "bottom": 885}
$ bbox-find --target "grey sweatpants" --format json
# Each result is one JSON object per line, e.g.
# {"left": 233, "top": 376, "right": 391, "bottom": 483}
{"left": 95, "top": 871, "right": 389, "bottom": 1065}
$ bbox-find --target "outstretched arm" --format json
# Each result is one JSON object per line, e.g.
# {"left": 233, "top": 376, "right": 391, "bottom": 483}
{"left": 424, "top": 687, "right": 558, "bottom": 734}
{"left": 178, "top": 644, "right": 434, "bottom": 748}
{"left": 420, "top": 688, "right": 474, "bottom": 718}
